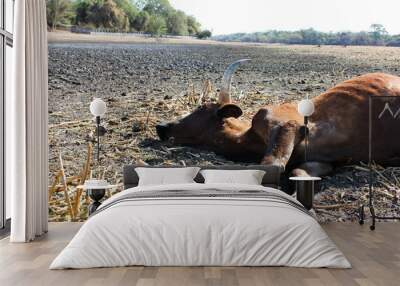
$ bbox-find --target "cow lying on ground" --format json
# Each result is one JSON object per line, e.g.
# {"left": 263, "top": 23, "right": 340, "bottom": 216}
{"left": 156, "top": 59, "right": 400, "bottom": 177}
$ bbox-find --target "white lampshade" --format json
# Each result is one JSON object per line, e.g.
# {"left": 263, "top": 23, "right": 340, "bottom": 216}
{"left": 90, "top": 98, "right": 107, "bottom": 117}
{"left": 297, "top": 99, "right": 315, "bottom": 117}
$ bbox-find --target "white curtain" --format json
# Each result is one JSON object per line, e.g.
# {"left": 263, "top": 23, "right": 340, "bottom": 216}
{"left": 7, "top": 0, "right": 49, "bottom": 242}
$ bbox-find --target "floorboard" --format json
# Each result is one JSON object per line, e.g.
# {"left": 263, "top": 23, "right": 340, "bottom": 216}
{"left": 0, "top": 222, "right": 399, "bottom": 286}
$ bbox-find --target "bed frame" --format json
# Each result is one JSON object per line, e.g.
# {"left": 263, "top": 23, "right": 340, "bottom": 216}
{"left": 123, "top": 165, "right": 284, "bottom": 190}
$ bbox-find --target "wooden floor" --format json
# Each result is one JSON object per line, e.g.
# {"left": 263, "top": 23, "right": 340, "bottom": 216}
{"left": 0, "top": 222, "right": 399, "bottom": 286}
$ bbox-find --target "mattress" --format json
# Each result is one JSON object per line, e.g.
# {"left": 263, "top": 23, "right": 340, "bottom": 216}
{"left": 50, "top": 183, "right": 350, "bottom": 269}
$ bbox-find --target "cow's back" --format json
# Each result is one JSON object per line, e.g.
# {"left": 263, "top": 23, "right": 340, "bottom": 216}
{"left": 308, "top": 73, "right": 400, "bottom": 165}
{"left": 314, "top": 73, "right": 400, "bottom": 119}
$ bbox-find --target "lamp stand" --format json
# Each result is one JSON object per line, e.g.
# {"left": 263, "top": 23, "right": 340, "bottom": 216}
{"left": 304, "top": 116, "right": 309, "bottom": 162}
{"left": 96, "top": 116, "right": 100, "bottom": 163}
{"left": 357, "top": 95, "right": 400, "bottom": 230}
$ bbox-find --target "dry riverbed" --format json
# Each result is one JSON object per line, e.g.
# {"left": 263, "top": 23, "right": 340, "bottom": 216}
{"left": 48, "top": 36, "right": 400, "bottom": 222}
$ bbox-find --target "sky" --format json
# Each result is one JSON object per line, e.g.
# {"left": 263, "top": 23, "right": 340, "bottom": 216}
{"left": 170, "top": 0, "right": 400, "bottom": 35}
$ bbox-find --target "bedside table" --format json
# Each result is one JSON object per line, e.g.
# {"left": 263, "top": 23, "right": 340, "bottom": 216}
{"left": 78, "top": 182, "right": 120, "bottom": 215}
{"left": 289, "top": 176, "right": 321, "bottom": 210}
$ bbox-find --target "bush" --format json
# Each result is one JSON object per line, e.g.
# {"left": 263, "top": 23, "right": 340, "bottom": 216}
{"left": 197, "top": 30, "right": 212, "bottom": 39}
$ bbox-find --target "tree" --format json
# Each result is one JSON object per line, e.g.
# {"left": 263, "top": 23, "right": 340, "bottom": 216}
{"left": 387, "top": 35, "right": 400, "bottom": 47}
{"left": 134, "top": 0, "right": 147, "bottom": 10}
{"left": 197, "top": 30, "right": 211, "bottom": 39}
{"left": 186, "top": 16, "right": 200, "bottom": 35}
{"left": 286, "top": 32, "right": 303, "bottom": 44}
{"left": 300, "top": 28, "right": 321, "bottom": 45}
{"left": 352, "top": 31, "right": 372, "bottom": 46}
{"left": 73, "top": 0, "right": 130, "bottom": 31}
{"left": 46, "top": 0, "right": 73, "bottom": 30}
{"left": 115, "top": 0, "right": 139, "bottom": 29}
{"left": 338, "top": 32, "right": 352, "bottom": 46}
{"left": 48, "top": 0, "right": 203, "bottom": 35}
{"left": 74, "top": 0, "right": 92, "bottom": 26}
{"left": 211, "top": 26, "right": 400, "bottom": 46}
{"left": 166, "top": 10, "right": 188, "bottom": 35}
{"left": 146, "top": 14, "right": 166, "bottom": 36}
{"left": 370, "top": 24, "right": 388, "bottom": 45}
{"left": 132, "top": 10, "right": 150, "bottom": 31}
{"left": 142, "top": 0, "right": 172, "bottom": 16}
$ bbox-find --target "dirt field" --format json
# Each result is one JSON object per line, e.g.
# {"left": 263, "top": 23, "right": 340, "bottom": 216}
{"left": 48, "top": 32, "right": 400, "bottom": 222}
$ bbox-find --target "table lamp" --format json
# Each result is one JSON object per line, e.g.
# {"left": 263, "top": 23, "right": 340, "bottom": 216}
{"left": 297, "top": 97, "right": 315, "bottom": 162}
{"left": 90, "top": 98, "right": 107, "bottom": 162}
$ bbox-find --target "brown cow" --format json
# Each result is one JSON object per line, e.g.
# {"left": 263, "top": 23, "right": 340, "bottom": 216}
{"left": 156, "top": 60, "right": 400, "bottom": 177}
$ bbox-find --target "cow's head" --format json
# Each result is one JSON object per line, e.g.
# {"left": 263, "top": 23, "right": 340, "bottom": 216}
{"left": 156, "top": 59, "right": 250, "bottom": 149}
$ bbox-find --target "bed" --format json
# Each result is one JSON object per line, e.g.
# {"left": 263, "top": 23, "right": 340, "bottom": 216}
{"left": 50, "top": 165, "right": 350, "bottom": 269}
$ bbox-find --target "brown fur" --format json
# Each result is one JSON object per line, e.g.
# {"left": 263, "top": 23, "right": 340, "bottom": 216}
{"left": 156, "top": 73, "right": 400, "bottom": 176}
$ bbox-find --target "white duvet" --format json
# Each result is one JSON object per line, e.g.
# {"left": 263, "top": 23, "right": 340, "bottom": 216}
{"left": 50, "top": 183, "right": 351, "bottom": 269}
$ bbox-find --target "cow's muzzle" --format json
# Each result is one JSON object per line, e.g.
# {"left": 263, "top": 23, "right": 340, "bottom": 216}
{"left": 156, "top": 122, "right": 171, "bottom": 141}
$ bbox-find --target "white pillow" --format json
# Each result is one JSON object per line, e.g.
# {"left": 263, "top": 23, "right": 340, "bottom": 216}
{"left": 200, "top": 169, "right": 266, "bottom": 185}
{"left": 135, "top": 167, "right": 200, "bottom": 186}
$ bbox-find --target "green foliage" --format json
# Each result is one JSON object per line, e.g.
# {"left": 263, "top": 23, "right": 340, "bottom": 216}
{"left": 132, "top": 10, "right": 150, "bottom": 31}
{"left": 146, "top": 15, "right": 167, "bottom": 36}
{"left": 142, "top": 0, "right": 172, "bottom": 16}
{"left": 74, "top": 0, "right": 92, "bottom": 25}
{"left": 46, "top": 0, "right": 73, "bottom": 30}
{"left": 166, "top": 10, "right": 187, "bottom": 35}
{"left": 300, "top": 28, "right": 321, "bottom": 45}
{"left": 47, "top": 0, "right": 203, "bottom": 36}
{"left": 214, "top": 25, "right": 398, "bottom": 47}
{"left": 74, "top": 0, "right": 130, "bottom": 31}
{"left": 197, "top": 30, "right": 212, "bottom": 39}
{"left": 115, "top": 0, "right": 139, "bottom": 28}
{"left": 369, "top": 24, "right": 388, "bottom": 44}
{"left": 387, "top": 35, "right": 400, "bottom": 47}
{"left": 187, "top": 16, "right": 200, "bottom": 35}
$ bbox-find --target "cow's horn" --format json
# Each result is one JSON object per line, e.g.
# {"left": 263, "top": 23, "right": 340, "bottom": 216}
{"left": 219, "top": 59, "right": 251, "bottom": 104}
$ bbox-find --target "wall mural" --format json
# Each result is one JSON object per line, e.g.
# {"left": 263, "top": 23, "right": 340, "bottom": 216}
{"left": 47, "top": 37, "right": 400, "bottom": 223}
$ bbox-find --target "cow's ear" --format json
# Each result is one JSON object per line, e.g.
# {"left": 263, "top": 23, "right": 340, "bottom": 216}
{"left": 217, "top": 104, "right": 243, "bottom": 119}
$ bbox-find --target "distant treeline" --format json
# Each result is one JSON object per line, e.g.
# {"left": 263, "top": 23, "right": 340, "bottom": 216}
{"left": 46, "top": 0, "right": 212, "bottom": 38}
{"left": 214, "top": 25, "right": 400, "bottom": 47}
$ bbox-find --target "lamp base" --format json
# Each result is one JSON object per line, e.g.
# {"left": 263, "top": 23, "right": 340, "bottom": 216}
{"left": 88, "top": 189, "right": 106, "bottom": 215}
{"left": 303, "top": 116, "right": 309, "bottom": 162}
